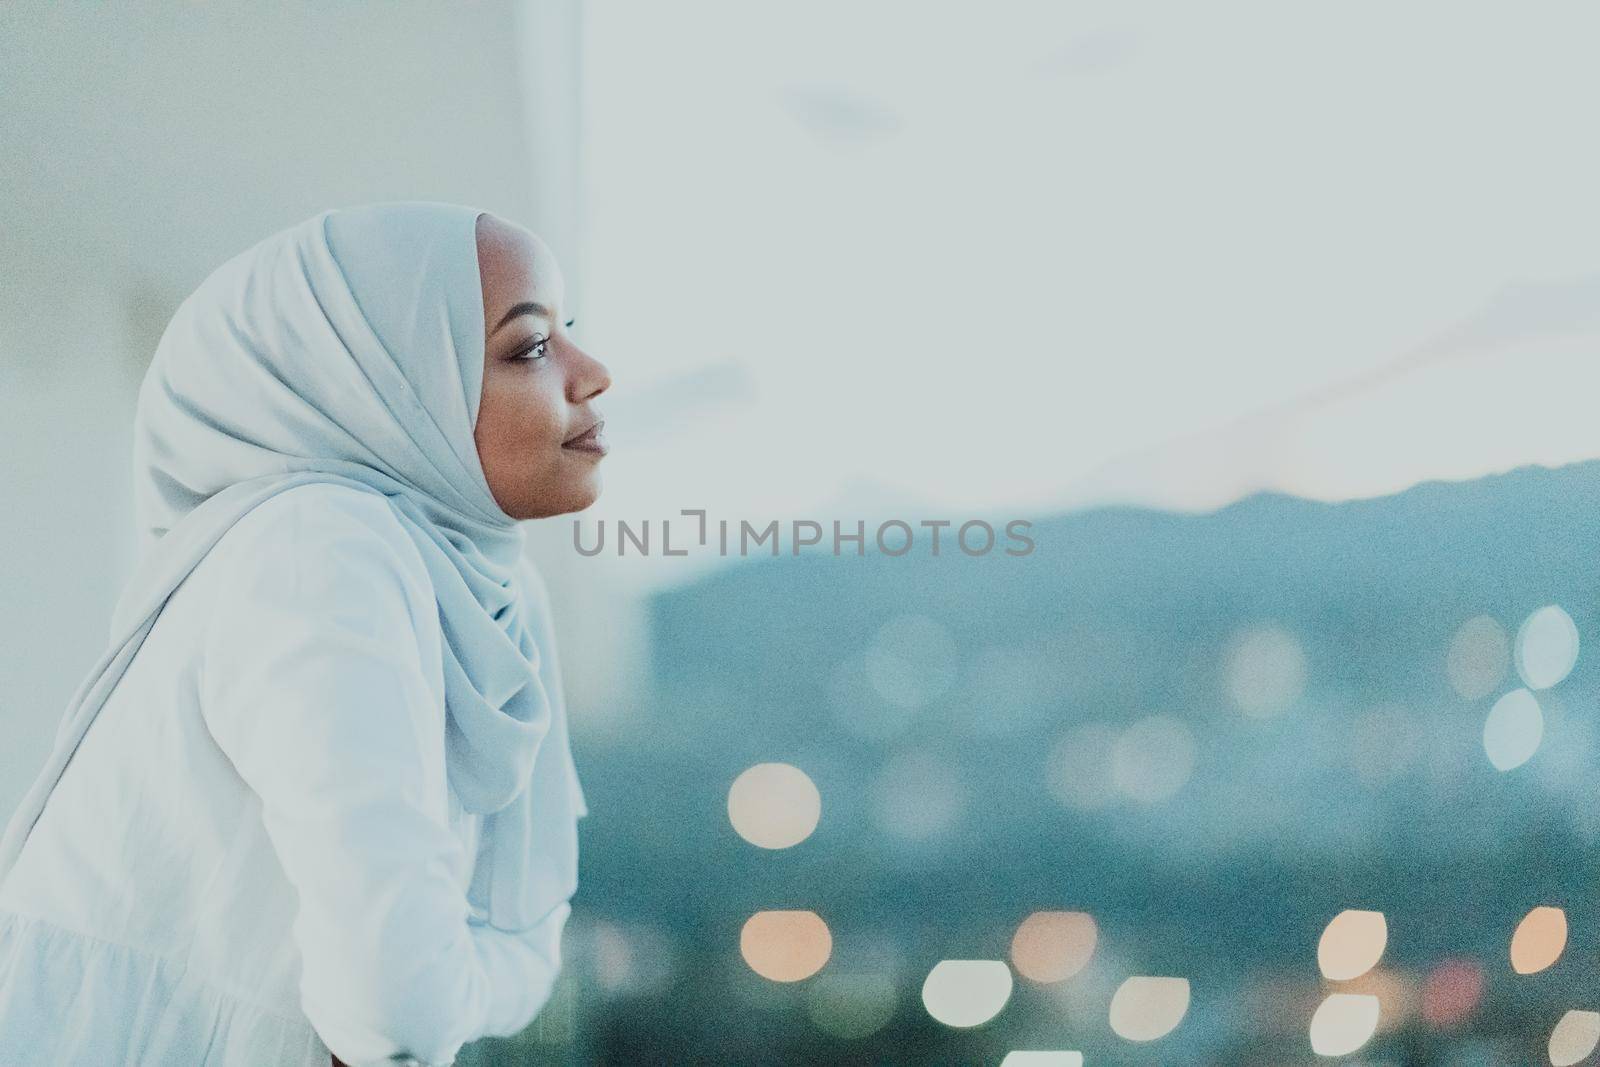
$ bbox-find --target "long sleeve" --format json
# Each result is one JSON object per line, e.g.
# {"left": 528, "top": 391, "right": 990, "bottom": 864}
{"left": 472, "top": 901, "right": 570, "bottom": 1037}
{"left": 198, "top": 489, "right": 538, "bottom": 1066}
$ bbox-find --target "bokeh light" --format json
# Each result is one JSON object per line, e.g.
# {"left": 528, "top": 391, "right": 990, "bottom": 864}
{"left": 1046, "top": 722, "right": 1120, "bottom": 811}
{"left": 21, "top": 7, "right": 1600, "bottom": 1067}
{"left": 962, "top": 645, "right": 1052, "bottom": 737}
{"left": 865, "top": 613, "right": 959, "bottom": 709}
{"left": 1446, "top": 614, "right": 1511, "bottom": 700}
{"left": 1110, "top": 715, "right": 1197, "bottom": 803}
{"left": 829, "top": 651, "right": 921, "bottom": 740}
{"left": 1309, "top": 993, "right": 1380, "bottom": 1056}
{"left": 921, "top": 960, "right": 1013, "bottom": 1028}
{"left": 870, "top": 748, "right": 966, "bottom": 842}
{"left": 1483, "top": 688, "right": 1544, "bottom": 771}
{"left": 998, "top": 1053, "right": 1083, "bottom": 1067}
{"left": 804, "top": 972, "right": 897, "bottom": 1039}
{"left": 740, "top": 910, "right": 832, "bottom": 982}
{"left": 1010, "top": 910, "right": 1098, "bottom": 983}
{"left": 583, "top": 917, "right": 678, "bottom": 999}
{"left": 1421, "top": 958, "right": 1484, "bottom": 1029}
{"left": 1318, "top": 910, "right": 1388, "bottom": 981}
{"left": 727, "top": 762, "right": 821, "bottom": 849}
{"left": 1340, "top": 967, "right": 1415, "bottom": 1033}
{"left": 1516, "top": 604, "right": 1580, "bottom": 690}
{"left": 1225, "top": 625, "right": 1308, "bottom": 718}
{"left": 1108, "top": 976, "right": 1190, "bottom": 1041}
{"left": 1511, "top": 906, "right": 1568, "bottom": 975}
{"left": 1549, "top": 1010, "right": 1600, "bottom": 1067}
{"left": 590, "top": 920, "right": 634, "bottom": 994}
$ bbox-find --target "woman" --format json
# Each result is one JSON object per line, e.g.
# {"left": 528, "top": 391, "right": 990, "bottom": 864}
{"left": 0, "top": 202, "right": 612, "bottom": 1065}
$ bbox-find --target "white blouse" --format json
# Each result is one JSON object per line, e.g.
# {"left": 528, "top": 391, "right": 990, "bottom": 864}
{"left": 0, "top": 484, "right": 580, "bottom": 1066}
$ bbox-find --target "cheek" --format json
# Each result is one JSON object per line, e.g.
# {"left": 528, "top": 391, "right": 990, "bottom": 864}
{"left": 476, "top": 375, "right": 566, "bottom": 475}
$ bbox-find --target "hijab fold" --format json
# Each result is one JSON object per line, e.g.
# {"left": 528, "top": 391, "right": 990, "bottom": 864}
{"left": 0, "top": 202, "right": 586, "bottom": 932}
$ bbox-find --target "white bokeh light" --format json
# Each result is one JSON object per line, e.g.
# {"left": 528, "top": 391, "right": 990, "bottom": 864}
{"left": 584, "top": 918, "right": 677, "bottom": 998}
{"left": 1515, "top": 605, "right": 1579, "bottom": 690}
{"left": 727, "top": 762, "right": 822, "bottom": 849}
{"left": 1046, "top": 722, "right": 1120, "bottom": 811}
{"left": 1225, "top": 626, "right": 1307, "bottom": 718}
{"left": 1318, "top": 910, "right": 1387, "bottom": 981}
{"left": 829, "top": 652, "right": 921, "bottom": 741}
{"left": 1310, "top": 993, "right": 1380, "bottom": 1057}
{"left": 865, "top": 614, "right": 959, "bottom": 710}
{"left": 1109, "top": 976, "right": 1190, "bottom": 1042}
{"left": 1483, "top": 688, "right": 1544, "bottom": 771}
{"left": 1110, "top": 715, "right": 1197, "bottom": 803}
{"left": 999, "top": 1053, "right": 1083, "bottom": 1067}
{"left": 921, "top": 960, "right": 1013, "bottom": 1028}
{"left": 1446, "top": 614, "right": 1510, "bottom": 700}
{"left": 1550, "top": 1010, "right": 1600, "bottom": 1067}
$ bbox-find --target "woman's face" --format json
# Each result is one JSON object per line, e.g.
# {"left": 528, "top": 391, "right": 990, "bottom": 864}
{"left": 474, "top": 214, "right": 612, "bottom": 520}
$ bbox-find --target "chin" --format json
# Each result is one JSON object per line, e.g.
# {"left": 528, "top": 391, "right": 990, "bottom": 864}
{"left": 516, "top": 475, "right": 603, "bottom": 520}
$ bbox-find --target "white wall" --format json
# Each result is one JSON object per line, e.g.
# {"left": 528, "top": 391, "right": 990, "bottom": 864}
{"left": 0, "top": 271, "right": 144, "bottom": 819}
{"left": 0, "top": 1, "right": 648, "bottom": 822}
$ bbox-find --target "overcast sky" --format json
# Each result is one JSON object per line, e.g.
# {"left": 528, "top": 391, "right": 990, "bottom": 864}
{"left": 577, "top": 0, "right": 1600, "bottom": 538}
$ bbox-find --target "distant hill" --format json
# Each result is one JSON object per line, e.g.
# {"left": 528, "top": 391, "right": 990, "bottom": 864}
{"left": 566, "top": 460, "right": 1600, "bottom": 1065}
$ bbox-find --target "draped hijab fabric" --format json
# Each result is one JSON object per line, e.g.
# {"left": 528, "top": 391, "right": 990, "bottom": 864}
{"left": 0, "top": 201, "right": 587, "bottom": 932}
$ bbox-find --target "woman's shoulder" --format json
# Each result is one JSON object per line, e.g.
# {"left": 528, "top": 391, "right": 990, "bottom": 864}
{"left": 206, "top": 481, "right": 437, "bottom": 616}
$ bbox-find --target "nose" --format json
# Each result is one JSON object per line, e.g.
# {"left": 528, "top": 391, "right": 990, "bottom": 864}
{"left": 568, "top": 344, "right": 612, "bottom": 403}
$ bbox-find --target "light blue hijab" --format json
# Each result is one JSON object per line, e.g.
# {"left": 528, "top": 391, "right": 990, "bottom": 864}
{"left": 0, "top": 201, "right": 587, "bottom": 931}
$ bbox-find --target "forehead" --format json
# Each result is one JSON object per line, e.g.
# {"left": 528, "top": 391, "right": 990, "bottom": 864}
{"left": 475, "top": 214, "right": 566, "bottom": 320}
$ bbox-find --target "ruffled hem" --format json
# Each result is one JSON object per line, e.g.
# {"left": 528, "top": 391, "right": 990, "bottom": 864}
{"left": 0, "top": 909, "right": 328, "bottom": 1066}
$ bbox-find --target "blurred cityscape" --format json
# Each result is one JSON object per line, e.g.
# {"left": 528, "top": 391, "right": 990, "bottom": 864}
{"left": 467, "top": 458, "right": 1600, "bottom": 1065}
{"left": 7, "top": 5, "right": 1600, "bottom": 1065}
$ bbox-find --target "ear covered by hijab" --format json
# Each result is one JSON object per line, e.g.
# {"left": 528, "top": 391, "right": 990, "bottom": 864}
{"left": 0, "top": 201, "right": 587, "bottom": 932}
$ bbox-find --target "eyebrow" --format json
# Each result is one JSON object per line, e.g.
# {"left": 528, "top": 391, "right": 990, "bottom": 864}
{"left": 492, "top": 301, "right": 554, "bottom": 336}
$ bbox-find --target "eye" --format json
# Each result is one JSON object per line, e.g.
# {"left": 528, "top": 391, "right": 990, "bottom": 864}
{"left": 513, "top": 336, "right": 550, "bottom": 361}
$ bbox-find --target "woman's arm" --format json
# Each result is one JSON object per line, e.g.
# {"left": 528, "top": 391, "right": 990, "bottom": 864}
{"left": 199, "top": 489, "right": 545, "bottom": 1066}
{"left": 473, "top": 899, "right": 571, "bottom": 1035}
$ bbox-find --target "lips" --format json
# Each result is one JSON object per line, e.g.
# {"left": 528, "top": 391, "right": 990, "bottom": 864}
{"left": 563, "top": 418, "right": 607, "bottom": 453}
